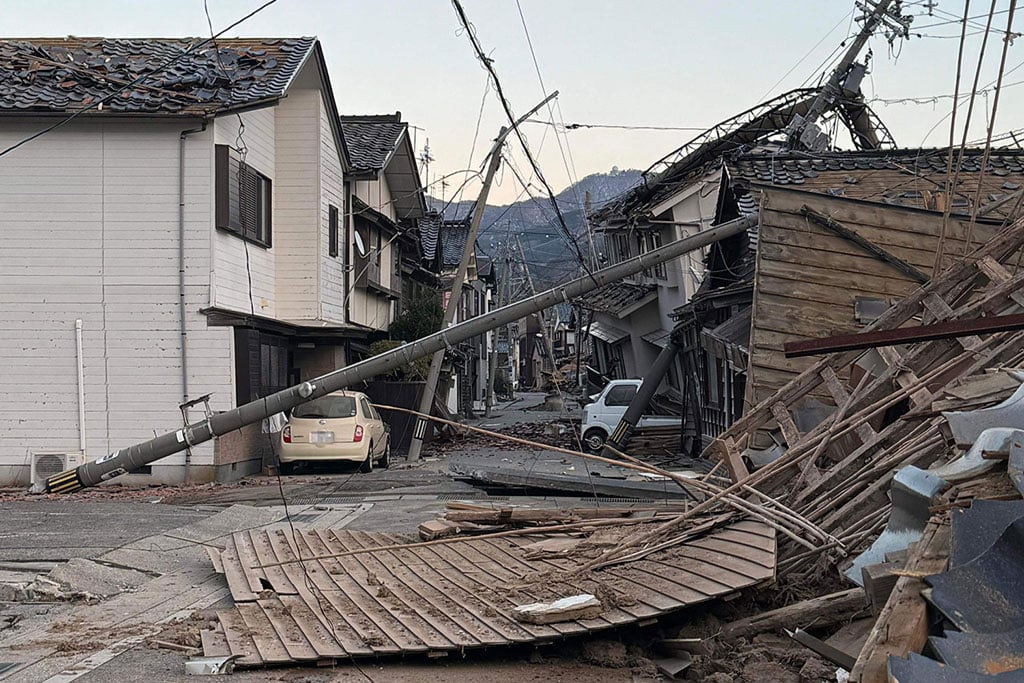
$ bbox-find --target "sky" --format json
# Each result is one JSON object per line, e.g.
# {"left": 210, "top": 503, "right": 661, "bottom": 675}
{"left": 3, "top": 0, "right": 1023, "bottom": 204}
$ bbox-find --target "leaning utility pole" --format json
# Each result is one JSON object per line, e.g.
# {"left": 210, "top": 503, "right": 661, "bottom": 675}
{"left": 517, "top": 236, "right": 559, "bottom": 388}
{"left": 785, "top": 0, "right": 910, "bottom": 151}
{"left": 43, "top": 215, "right": 755, "bottom": 494}
{"left": 407, "top": 92, "right": 558, "bottom": 461}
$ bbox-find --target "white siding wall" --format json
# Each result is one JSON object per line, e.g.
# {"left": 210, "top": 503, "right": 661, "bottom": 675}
{"left": 273, "top": 89, "right": 320, "bottom": 320}
{"left": 212, "top": 108, "right": 277, "bottom": 317}
{"left": 350, "top": 179, "right": 395, "bottom": 330}
{"left": 319, "top": 95, "right": 348, "bottom": 323}
{"left": 661, "top": 178, "right": 721, "bottom": 329}
{"left": 0, "top": 119, "right": 232, "bottom": 484}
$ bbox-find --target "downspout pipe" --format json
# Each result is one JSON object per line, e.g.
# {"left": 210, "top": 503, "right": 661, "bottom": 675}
{"left": 75, "top": 319, "right": 86, "bottom": 454}
{"left": 179, "top": 122, "right": 207, "bottom": 480}
{"left": 601, "top": 339, "right": 681, "bottom": 458}
{"left": 43, "top": 215, "right": 755, "bottom": 493}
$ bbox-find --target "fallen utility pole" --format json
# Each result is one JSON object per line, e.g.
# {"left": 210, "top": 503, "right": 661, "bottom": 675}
{"left": 42, "top": 214, "right": 755, "bottom": 494}
{"left": 602, "top": 340, "right": 681, "bottom": 456}
{"left": 783, "top": 312, "right": 1024, "bottom": 358}
{"left": 407, "top": 91, "right": 558, "bottom": 461}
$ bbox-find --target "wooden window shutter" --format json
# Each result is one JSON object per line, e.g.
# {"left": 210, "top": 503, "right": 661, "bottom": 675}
{"left": 329, "top": 205, "right": 339, "bottom": 257}
{"left": 238, "top": 163, "right": 259, "bottom": 240}
{"left": 215, "top": 145, "right": 241, "bottom": 231}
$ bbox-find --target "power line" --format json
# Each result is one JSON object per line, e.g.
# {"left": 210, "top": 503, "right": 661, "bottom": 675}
{"left": 527, "top": 119, "right": 712, "bottom": 132}
{"left": 514, "top": 0, "right": 594, "bottom": 266}
{"left": 0, "top": 0, "right": 280, "bottom": 158}
{"left": 450, "top": 0, "right": 592, "bottom": 275}
{"left": 758, "top": 8, "right": 856, "bottom": 101}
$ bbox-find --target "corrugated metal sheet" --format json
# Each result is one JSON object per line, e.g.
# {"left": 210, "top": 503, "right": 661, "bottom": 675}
{"left": 204, "top": 521, "right": 776, "bottom": 665}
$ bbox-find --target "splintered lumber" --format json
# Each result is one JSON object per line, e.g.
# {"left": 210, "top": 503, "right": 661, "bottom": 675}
{"left": 512, "top": 594, "right": 603, "bottom": 625}
{"left": 444, "top": 508, "right": 635, "bottom": 525}
{"left": 417, "top": 519, "right": 488, "bottom": 541}
{"left": 720, "top": 588, "right": 868, "bottom": 641}
{"left": 861, "top": 561, "right": 902, "bottom": 616}
{"left": 849, "top": 517, "right": 950, "bottom": 683}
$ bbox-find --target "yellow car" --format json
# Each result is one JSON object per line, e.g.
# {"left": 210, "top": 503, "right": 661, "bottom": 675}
{"left": 278, "top": 391, "right": 390, "bottom": 473}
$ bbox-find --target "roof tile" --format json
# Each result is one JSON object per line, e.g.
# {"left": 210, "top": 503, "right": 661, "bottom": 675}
{"left": 0, "top": 37, "right": 315, "bottom": 116}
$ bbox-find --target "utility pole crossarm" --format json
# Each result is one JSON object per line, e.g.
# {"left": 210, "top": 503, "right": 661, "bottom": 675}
{"left": 785, "top": 0, "right": 910, "bottom": 151}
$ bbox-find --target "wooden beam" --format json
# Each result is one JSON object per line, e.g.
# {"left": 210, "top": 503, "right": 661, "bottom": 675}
{"left": 801, "top": 206, "right": 929, "bottom": 284}
{"left": 850, "top": 518, "right": 950, "bottom": 683}
{"left": 784, "top": 312, "right": 1024, "bottom": 358}
{"left": 720, "top": 588, "right": 867, "bottom": 641}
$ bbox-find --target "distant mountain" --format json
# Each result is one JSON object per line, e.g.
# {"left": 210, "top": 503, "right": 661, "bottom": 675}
{"left": 427, "top": 168, "right": 642, "bottom": 290}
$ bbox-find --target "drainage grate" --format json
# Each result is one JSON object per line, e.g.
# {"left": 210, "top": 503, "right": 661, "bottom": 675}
{"left": 437, "top": 493, "right": 510, "bottom": 502}
{"left": 584, "top": 497, "right": 660, "bottom": 504}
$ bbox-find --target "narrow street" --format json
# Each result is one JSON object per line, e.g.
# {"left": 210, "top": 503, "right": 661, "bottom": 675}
{"left": 0, "top": 393, "right": 682, "bottom": 682}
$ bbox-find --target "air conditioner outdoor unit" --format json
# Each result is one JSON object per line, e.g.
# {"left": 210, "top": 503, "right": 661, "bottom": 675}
{"left": 30, "top": 451, "right": 85, "bottom": 486}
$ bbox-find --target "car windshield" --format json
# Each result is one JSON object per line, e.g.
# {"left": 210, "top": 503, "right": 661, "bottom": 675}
{"left": 292, "top": 396, "right": 357, "bottom": 419}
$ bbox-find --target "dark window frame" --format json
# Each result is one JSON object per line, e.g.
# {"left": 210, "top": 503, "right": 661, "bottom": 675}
{"left": 216, "top": 145, "right": 272, "bottom": 249}
{"left": 329, "top": 204, "right": 339, "bottom": 257}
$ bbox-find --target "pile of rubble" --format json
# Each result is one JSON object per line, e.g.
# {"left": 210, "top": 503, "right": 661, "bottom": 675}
{"left": 186, "top": 218, "right": 1024, "bottom": 681}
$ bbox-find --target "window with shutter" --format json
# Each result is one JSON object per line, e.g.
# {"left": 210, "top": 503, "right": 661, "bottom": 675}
{"left": 216, "top": 144, "right": 272, "bottom": 248}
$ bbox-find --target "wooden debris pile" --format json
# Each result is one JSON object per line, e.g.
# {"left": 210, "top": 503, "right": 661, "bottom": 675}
{"left": 633, "top": 217, "right": 1024, "bottom": 681}
{"left": 695, "top": 216, "right": 1024, "bottom": 581}
{"left": 622, "top": 424, "right": 683, "bottom": 458}
{"left": 418, "top": 501, "right": 690, "bottom": 540}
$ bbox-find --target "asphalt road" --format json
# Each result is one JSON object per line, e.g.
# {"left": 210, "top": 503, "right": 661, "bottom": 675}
{"left": 0, "top": 394, "right": 658, "bottom": 681}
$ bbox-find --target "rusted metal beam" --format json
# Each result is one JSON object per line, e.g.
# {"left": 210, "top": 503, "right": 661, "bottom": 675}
{"left": 784, "top": 313, "right": 1024, "bottom": 358}
{"left": 800, "top": 206, "right": 929, "bottom": 284}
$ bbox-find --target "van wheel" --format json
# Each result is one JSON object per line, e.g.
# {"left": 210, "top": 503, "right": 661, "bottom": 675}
{"left": 378, "top": 437, "right": 391, "bottom": 469}
{"left": 360, "top": 443, "right": 374, "bottom": 473}
{"left": 583, "top": 429, "right": 606, "bottom": 454}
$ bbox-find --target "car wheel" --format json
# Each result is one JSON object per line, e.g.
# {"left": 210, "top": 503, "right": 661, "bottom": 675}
{"left": 359, "top": 443, "right": 374, "bottom": 473}
{"left": 583, "top": 428, "right": 606, "bottom": 455}
{"left": 279, "top": 461, "right": 295, "bottom": 475}
{"left": 378, "top": 437, "right": 391, "bottom": 469}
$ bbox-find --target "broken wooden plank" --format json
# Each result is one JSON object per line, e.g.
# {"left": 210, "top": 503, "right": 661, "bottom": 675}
{"left": 418, "top": 519, "right": 470, "bottom": 541}
{"left": 861, "top": 561, "right": 902, "bottom": 616}
{"left": 849, "top": 517, "right": 950, "bottom": 683}
{"left": 512, "top": 594, "right": 603, "bottom": 625}
{"left": 720, "top": 588, "right": 867, "bottom": 641}
{"left": 445, "top": 508, "right": 636, "bottom": 525}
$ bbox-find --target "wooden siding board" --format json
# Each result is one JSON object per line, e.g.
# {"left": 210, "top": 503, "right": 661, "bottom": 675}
{"left": 746, "top": 187, "right": 999, "bottom": 406}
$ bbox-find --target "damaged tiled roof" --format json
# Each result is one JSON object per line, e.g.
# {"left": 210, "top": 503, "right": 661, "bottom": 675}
{"left": 339, "top": 114, "right": 406, "bottom": 173}
{"left": 727, "top": 148, "right": 1024, "bottom": 222}
{"left": 577, "top": 281, "right": 657, "bottom": 317}
{"left": 0, "top": 37, "right": 316, "bottom": 116}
